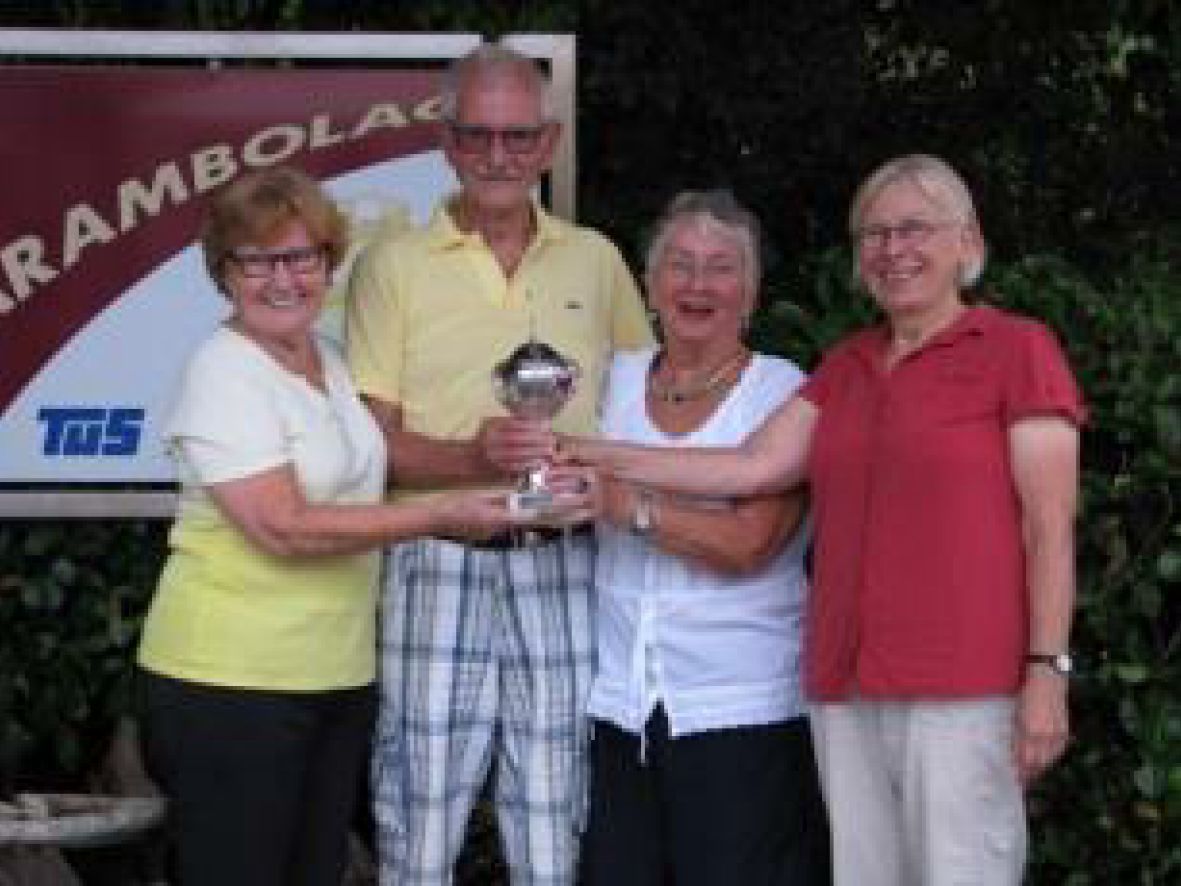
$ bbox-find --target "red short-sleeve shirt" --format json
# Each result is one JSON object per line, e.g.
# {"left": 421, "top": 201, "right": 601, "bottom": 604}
{"left": 800, "top": 305, "right": 1085, "bottom": 700}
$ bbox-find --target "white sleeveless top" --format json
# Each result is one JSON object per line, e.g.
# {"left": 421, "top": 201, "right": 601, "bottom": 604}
{"left": 587, "top": 348, "right": 810, "bottom": 737}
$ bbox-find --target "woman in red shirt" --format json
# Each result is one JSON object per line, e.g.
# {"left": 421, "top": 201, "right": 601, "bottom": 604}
{"left": 564, "top": 154, "right": 1084, "bottom": 885}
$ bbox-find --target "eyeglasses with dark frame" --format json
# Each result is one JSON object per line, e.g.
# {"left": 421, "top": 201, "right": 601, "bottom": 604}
{"left": 226, "top": 245, "right": 327, "bottom": 279}
{"left": 447, "top": 123, "right": 549, "bottom": 156}
{"left": 854, "top": 218, "right": 955, "bottom": 251}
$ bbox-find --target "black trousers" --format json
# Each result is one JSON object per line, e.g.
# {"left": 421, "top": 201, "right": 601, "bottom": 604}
{"left": 580, "top": 708, "right": 831, "bottom": 886}
{"left": 140, "top": 671, "right": 376, "bottom": 886}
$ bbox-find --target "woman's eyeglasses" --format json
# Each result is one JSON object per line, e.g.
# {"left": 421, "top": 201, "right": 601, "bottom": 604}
{"left": 854, "top": 218, "right": 954, "bottom": 250}
{"left": 227, "top": 246, "right": 326, "bottom": 278}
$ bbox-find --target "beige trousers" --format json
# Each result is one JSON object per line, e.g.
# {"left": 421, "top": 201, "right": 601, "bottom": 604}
{"left": 810, "top": 697, "right": 1027, "bottom": 886}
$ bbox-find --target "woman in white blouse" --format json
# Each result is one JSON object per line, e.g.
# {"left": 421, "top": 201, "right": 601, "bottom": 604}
{"left": 578, "top": 191, "right": 829, "bottom": 886}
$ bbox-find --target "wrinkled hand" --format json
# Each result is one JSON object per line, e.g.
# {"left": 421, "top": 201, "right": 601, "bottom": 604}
{"left": 429, "top": 489, "right": 516, "bottom": 540}
{"left": 1013, "top": 670, "right": 1070, "bottom": 787}
{"left": 554, "top": 433, "right": 602, "bottom": 467}
{"left": 477, "top": 416, "right": 556, "bottom": 476}
{"left": 597, "top": 477, "right": 636, "bottom": 528}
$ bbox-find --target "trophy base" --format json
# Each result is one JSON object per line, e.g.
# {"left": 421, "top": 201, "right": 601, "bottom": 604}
{"left": 508, "top": 489, "right": 554, "bottom": 517}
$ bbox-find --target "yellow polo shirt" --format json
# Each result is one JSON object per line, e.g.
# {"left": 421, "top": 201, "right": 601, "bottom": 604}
{"left": 346, "top": 199, "right": 653, "bottom": 494}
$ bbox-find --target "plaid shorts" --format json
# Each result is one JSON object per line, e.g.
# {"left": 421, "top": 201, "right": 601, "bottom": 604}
{"left": 373, "top": 533, "right": 595, "bottom": 885}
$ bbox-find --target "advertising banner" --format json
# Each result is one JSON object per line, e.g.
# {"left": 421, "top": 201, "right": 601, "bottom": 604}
{"left": 0, "top": 33, "right": 574, "bottom": 515}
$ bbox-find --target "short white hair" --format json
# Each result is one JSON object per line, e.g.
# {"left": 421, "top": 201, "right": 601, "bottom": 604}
{"left": 439, "top": 43, "right": 555, "bottom": 123}
{"left": 645, "top": 190, "right": 762, "bottom": 305}
{"left": 849, "top": 153, "right": 987, "bottom": 287}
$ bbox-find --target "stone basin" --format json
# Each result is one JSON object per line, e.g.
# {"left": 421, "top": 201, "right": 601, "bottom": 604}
{"left": 0, "top": 794, "right": 167, "bottom": 849}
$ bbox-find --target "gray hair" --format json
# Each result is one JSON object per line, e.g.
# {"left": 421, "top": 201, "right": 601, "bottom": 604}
{"left": 645, "top": 190, "right": 762, "bottom": 303}
{"left": 848, "top": 153, "right": 987, "bottom": 287}
{"left": 439, "top": 42, "right": 554, "bottom": 123}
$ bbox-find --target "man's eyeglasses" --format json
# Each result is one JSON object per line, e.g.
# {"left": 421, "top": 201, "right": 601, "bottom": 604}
{"left": 227, "top": 245, "right": 326, "bottom": 279}
{"left": 447, "top": 123, "right": 548, "bottom": 156}
{"left": 854, "top": 218, "right": 954, "bottom": 250}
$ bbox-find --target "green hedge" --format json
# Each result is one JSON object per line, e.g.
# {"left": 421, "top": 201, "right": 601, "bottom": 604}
{"left": 1, "top": 244, "right": 1177, "bottom": 883}
{"left": 0, "top": 521, "right": 166, "bottom": 789}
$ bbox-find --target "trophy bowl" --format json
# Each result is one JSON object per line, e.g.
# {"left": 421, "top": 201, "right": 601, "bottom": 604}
{"left": 492, "top": 340, "right": 580, "bottom": 515}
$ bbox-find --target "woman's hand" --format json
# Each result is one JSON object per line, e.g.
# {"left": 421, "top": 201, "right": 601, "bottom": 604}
{"left": 1013, "top": 669, "right": 1070, "bottom": 786}
{"left": 596, "top": 476, "right": 639, "bottom": 529}
{"left": 553, "top": 433, "right": 598, "bottom": 467}
{"left": 527, "top": 465, "right": 600, "bottom": 527}
{"left": 427, "top": 489, "right": 518, "bottom": 540}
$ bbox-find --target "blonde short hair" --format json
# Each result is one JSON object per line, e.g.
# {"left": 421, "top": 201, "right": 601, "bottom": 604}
{"left": 849, "top": 154, "right": 986, "bottom": 286}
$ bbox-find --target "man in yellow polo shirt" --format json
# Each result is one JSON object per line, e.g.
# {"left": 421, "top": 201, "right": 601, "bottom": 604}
{"left": 346, "top": 43, "right": 652, "bottom": 884}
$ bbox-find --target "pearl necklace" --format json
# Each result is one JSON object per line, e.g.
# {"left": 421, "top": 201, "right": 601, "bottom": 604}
{"left": 647, "top": 348, "right": 749, "bottom": 404}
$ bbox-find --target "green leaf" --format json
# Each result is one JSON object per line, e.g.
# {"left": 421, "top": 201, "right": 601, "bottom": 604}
{"left": 1157, "top": 549, "right": 1181, "bottom": 582}
{"left": 1134, "top": 765, "right": 1160, "bottom": 799}
{"left": 1114, "top": 664, "right": 1151, "bottom": 684}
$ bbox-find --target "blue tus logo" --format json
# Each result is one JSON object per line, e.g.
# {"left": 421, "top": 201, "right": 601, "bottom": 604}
{"left": 37, "top": 407, "right": 145, "bottom": 457}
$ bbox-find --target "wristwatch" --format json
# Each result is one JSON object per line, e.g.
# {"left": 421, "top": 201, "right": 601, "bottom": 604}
{"left": 1025, "top": 652, "right": 1074, "bottom": 676}
{"left": 631, "top": 487, "right": 655, "bottom": 537}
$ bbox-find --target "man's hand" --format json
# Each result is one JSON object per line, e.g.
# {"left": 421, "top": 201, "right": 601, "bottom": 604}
{"left": 1013, "top": 668, "right": 1070, "bottom": 787}
{"left": 476, "top": 416, "right": 556, "bottom": 476}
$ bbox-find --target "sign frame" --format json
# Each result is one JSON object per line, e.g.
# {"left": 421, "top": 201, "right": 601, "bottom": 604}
{"left": 0, "top": 29, "right": 576, "bottom": 519}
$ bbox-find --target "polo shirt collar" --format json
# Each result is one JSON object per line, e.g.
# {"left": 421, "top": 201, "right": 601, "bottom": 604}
{"left": 850, "top": 303, "right": 992, "bottom": 364}
{"left": 425, "top": 195, "right": 565, "bottom": 251}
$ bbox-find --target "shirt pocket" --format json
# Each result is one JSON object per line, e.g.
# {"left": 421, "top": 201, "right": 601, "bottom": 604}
{"left": 920, "top": 361, "right": 1001, "bottom": 428}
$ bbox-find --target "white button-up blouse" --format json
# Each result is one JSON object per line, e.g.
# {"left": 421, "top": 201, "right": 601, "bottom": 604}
{"left": 587, "top": 349, "right": 810, "bottom": 738}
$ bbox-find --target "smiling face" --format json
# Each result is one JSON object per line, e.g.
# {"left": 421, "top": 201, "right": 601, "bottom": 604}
{"left": 649, "top": 217, "right": 752, "bottom": 351}
{"left": 441, "top": 68, "right": 559, "bottom": 216}
{"left": 222, "top": 220, "right": 328, "bottom": 347}
{"left": 855, "top": 177, "right": 983, "bottom": 322}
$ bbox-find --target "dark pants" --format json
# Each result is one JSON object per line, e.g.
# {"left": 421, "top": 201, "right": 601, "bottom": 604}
{"left": 140, "top": 671, "right": 376, "bottom": 886}
{"left": 580, "top": 708, "right": 831, "bottom": 886}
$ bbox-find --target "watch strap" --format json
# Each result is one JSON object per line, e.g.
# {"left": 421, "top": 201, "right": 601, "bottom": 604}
{"left": 1025, "top": 652, "right": 1073, "bottom": 675}
{"left": 631, "top": 487, "right": 655, "bottom": 536}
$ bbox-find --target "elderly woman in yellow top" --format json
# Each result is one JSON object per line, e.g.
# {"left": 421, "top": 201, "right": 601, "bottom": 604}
{"left": 136, "top": 166, "right": 536, "bottom": 886}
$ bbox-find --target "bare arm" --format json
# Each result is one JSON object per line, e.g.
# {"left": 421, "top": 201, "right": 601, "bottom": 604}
{"left": 364, "top": 395, "right": 554, "bottom": 489}
{"left": 567, "top": 395, "right": 819, "bottom": 497}
{"left": 207, "top": 464, "right": 519, "bottom": 558}
{"left": 599, "top": 477, "right": 807, "bottom": 575}
{"left": 1008, "top": 415, "right": 1080, "bottom": 785}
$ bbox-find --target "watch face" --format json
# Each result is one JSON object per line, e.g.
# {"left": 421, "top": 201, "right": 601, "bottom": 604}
{"left": 1028, "top": 652, "right": 1073, "bottom": 675}
{"left": 632, "top": 490, "right": 654, "bottom": 534}
{"left": 633, "top": 501, "right": 652, "bottom": 534}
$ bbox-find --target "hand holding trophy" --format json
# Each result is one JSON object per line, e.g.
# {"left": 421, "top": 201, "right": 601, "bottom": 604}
{"left": 492, "top": 339, "right": 581, "bottom": 518}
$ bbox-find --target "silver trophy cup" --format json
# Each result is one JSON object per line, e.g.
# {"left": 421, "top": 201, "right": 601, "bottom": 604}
{"left": 492, "top": 340, "right": 580, "bottom": 515}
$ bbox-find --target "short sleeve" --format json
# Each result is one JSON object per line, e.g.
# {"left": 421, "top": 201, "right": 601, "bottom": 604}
{"left": 166, "top": 341, "right": 290, "bottom": 485}
{"left": 598, "top": 349, "right": 651, "bottom": 434}
{"left": 344, "top": 238, "right": 405, "bottom": 405}
{"left": 799, "top": 347, "right": 845, "bottom": 410}
{"left": 752, "top": 356, "right": 806, "bottom": 417}
{"left": 603, "top": 238, "right": 655, "bottom": 351}
{"left": 1002, "top": 321, "right": 1087, "bottom": 427}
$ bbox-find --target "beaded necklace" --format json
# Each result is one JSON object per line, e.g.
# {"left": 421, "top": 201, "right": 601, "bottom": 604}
{"left": 647, "top": 348, "right": 749, "bottom": 404}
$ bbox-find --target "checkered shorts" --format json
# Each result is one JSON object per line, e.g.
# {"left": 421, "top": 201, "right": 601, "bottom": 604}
{"left": 373, "top": 533, "right": 595, "bottom": 885}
